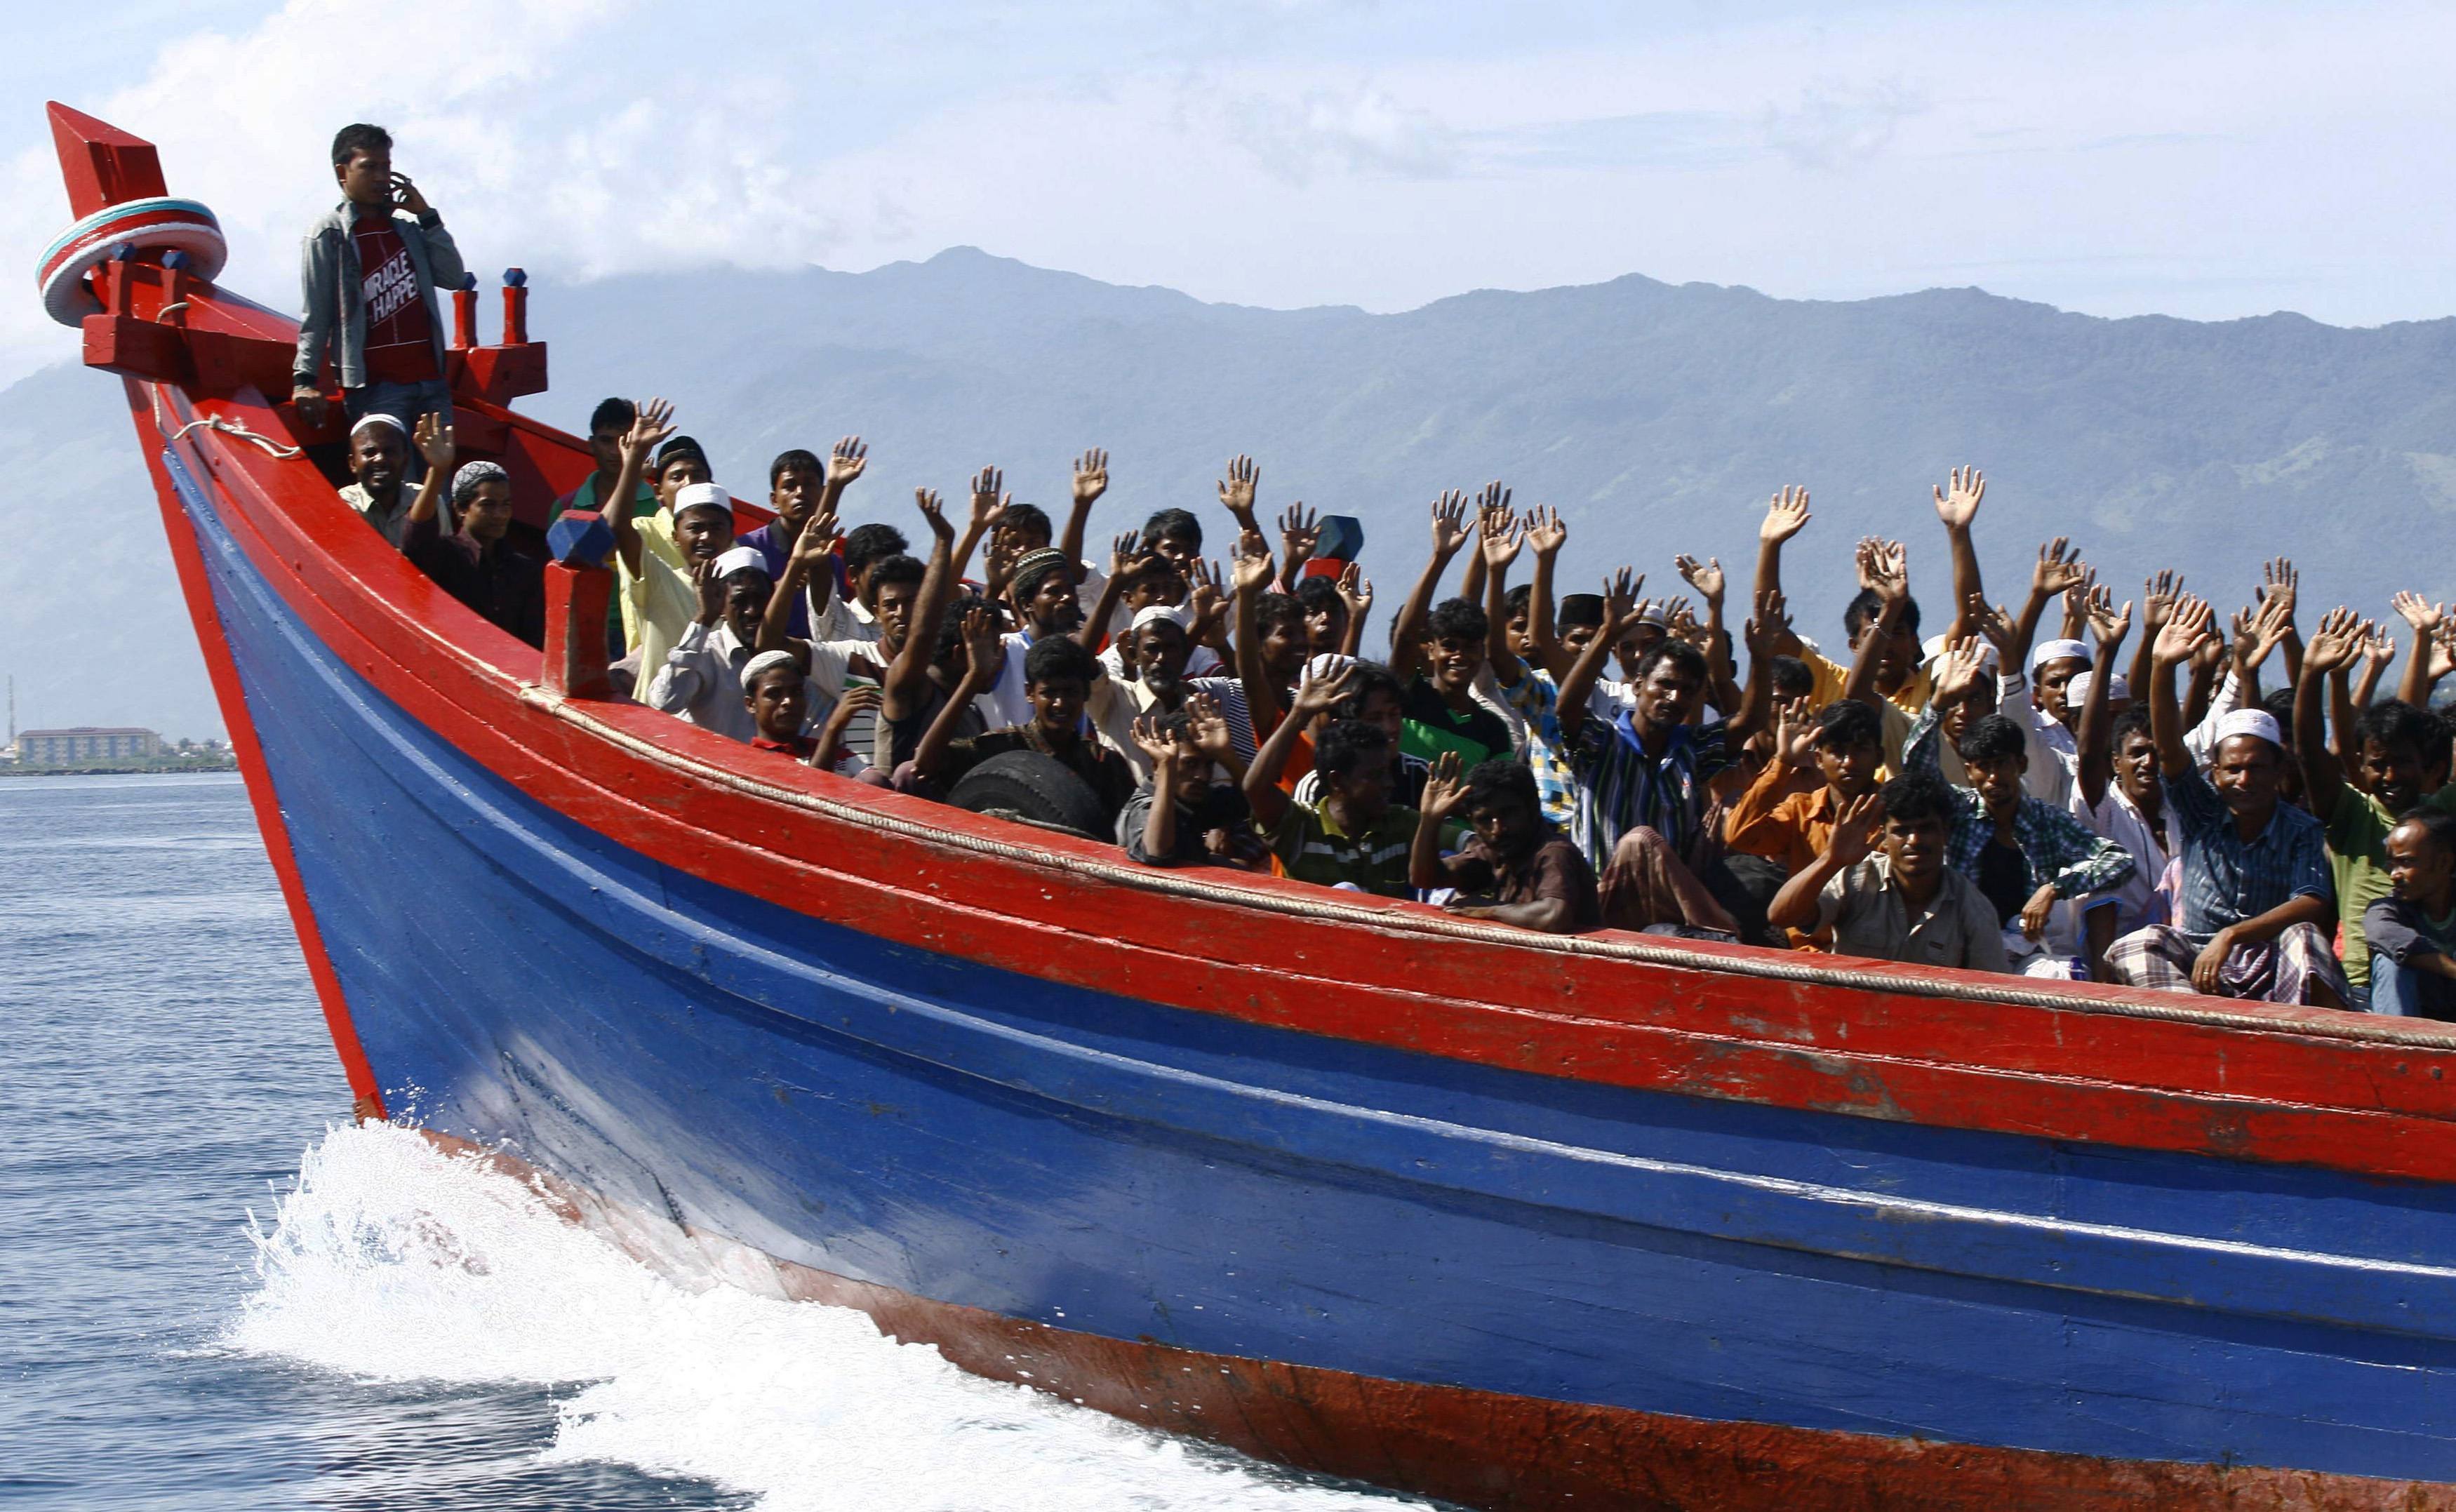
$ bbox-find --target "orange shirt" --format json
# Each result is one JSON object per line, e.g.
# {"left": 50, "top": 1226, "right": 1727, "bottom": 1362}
{"left": 1722, "top": 761, "right": 1847, "bottom": 949}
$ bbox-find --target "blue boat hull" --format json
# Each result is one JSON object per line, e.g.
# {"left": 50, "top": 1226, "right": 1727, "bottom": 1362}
{"left": 163, "top": 440, "right": 2456, "bottom": 1504}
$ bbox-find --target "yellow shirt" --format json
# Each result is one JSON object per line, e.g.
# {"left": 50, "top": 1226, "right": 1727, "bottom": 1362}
{"left": 623, "top": 511, "right": 698, "bottom": 676}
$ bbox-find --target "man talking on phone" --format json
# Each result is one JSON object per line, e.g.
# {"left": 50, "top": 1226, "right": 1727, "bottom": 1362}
{"left": 293, "top": 123, "right": 467, "bottom": 443}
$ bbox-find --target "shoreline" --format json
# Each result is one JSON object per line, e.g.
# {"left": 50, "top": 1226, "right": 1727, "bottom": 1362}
{"left": 0, "top": 764, "right": 239, "bottom": 779}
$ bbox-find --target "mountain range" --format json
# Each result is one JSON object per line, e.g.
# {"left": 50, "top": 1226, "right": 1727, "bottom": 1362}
{"left": 9, "top": 246, "right": 2453, "bottom": 739}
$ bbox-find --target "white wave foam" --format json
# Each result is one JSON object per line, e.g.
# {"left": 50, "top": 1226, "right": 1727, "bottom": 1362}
{"left": 229, "top": 1122, "right": 1422, "bottom": 1511}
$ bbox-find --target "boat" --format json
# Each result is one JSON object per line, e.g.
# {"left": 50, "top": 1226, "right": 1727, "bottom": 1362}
{"left": 42, "top": 100, "right": 2456, "bottom": 1510}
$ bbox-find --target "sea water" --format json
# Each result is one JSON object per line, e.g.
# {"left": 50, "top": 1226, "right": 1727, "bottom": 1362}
{"left": 0, "top": 775, "right": 1428, "bottom": 1510}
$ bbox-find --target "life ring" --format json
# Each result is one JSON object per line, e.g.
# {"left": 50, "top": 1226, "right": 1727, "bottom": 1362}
{"left": 37, "top": 196, "right": 226, "bottom": 327}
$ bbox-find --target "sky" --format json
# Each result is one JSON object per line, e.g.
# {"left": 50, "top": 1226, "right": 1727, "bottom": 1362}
{"left": 5, "top": 0, "right": 2456, "bottom": 390}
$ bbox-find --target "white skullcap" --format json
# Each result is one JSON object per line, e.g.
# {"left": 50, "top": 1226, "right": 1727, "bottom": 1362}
{"left": 1302, "top": 653, "right": 1357, "bottom": 682}
{"left": 1926, "top": 637, "right": 1998, "bottom": 671}
{"left": 712, "top": 545, "right": 769, "bottom": 580}
{"left": 348, "top": 411, "right": 406, "bottom": 436}
{"left": 2215, "top": 709, "right": 2284, "bottom": 750}
{"left": 740, "top": 650, "right": 799, "bottom": 688}
{"left": 2067, "top": 670, "right": 2130, "bottom": 706}
{"left": 1129, "top": 603, "right": 1192, "bottom": 634}
{"left": 672, "top": 481, "right": 732, "bottom": 518}
{"left": 2031, "top": 638, "right": 2090, "bottom": 671}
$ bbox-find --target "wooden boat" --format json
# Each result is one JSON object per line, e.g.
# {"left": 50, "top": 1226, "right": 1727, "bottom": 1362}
{"left": 44, "top": 100, "right": 2456, "bottom": 1509}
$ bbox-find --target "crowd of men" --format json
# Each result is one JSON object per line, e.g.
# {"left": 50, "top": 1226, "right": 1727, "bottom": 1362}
{"left": 296, "top": 123, "right": 2456, "bottom": 1018}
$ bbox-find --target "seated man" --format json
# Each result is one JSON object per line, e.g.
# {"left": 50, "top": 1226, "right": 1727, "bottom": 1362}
{"left": 1904, "top": 689, "right": 2137, "bottom": 979}
{"left": 2367, "top": 812, "right": 2456, "bottom": 1019}
{"left": 911, "top": 613, "right": 1137, "bottom": 824}
{"left": 1119, "top": 697, "right": 1258, "bottom": 868}
{"left": 644, "top": 544, "right": 785, "bottom": 740}
{"left": 399, "top": 450, "right": 545, "bottom": 649}
{"left": 1411, "top": 756, "right": 1601, "bottom": 934}
{"left": 1722, "top": 698, "right": 1888, "bottom": 946}
{"left": 338, "top": 413, "right": 426, "bottom": 546}
{"left": 1095, "top": 603, "right": 1257, "bottom": 783}
{"left": 812, "top": 521, "right": 910, "bottom": 645}
{"left": 737, "top": 649, "right": 870, "bottom": 770}
{"left": 1246, "top": 664, "right": 1429, "bottom": 899}
{"left": 2102, "top": 599, "right": 2344, "bottom": 1005}
{"left": 1767, "top": 773, "right": 2010, "bottom": 973}
{"left": 1290, "top": 660, "right": 1430, "bottom": 810}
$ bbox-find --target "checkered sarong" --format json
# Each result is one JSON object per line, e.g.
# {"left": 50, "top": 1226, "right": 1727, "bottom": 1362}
{"left": 2102, "top": 923, "right": 2348, "bottom": 1006}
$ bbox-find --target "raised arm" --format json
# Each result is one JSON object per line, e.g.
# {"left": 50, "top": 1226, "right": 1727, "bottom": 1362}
{"left": 2352, "top": 624, "right": 2395, "bottom": 711}
{"left": 404, "top": 413, "right": 454, "bottom": 526}
{"left": 1556, "top": 569, "right": 1641, "bottom": 741}
{"left": 1723, "top": 587, "right": 1780, "bottom": 742}
{"left": 1840, "top": 539, "right": 1908, "bottom": 709}
{"left": 881, "top": 486, "right": 972, "bottom": 718}
{"left": 2149, "top": 596, "right": 2215, "bottom": 778}
{"left": 1243, "top": 663, "right": 1354, "bottom": 831}
{"left": 604, "top": 399, "right": 674, "bottom": 575}
{"left": 2006, "top": 537, "right": 2089, "bottom": 678}
{"left": 1335, "top": 561, "right": 1373, "bottom": 658}
{"left": 1388, "top": 490, "right": 1471, "bottom": 681}
{"left": 2393, "top": 592, "right": 2447, "bottom": 709}
{"left": 1481, "top": 509, "right": 1527, "bottom": 685}
{"left": 1215, "top": 454, "right": 1263, "bottom": 545}
{"left": 1456, "top": 482, "right": 1509, "bottom": 606}
{"left": 1674, "top": 552, "right": 1736, "bottom": 707}
{"left": 2074, "top": 590, "right": 2131, "bottom": 808}
{"left": 1409, "top": 752, "right": 1467, "bottom": 892}
{"left": 1057, "top": 448, "right": 1107, "bottom": 580}
{"left": 909, "top": 605, "right": 1003, "bottom": 786}
{"left": 817, "top": 434, "right": 867, "bottom": 517}
{"left": 2261, "top": 557, "right": 2304, "bottom": 689}
{"left": 2295, "top": 608, "right": 2367, "bottom": 827}
{"left": 1521, "top": 504, "right": 1568, "bottom": 678}
{"left": 1751, "top": 486, "right": 1811, "bottom": 659}
{"left": 1274, "top": 503, "right": 1320, "bottom": 595}
{"left": 758, "top": 507, "right": 840, "bottom": 657}
{"left": 1768, "top": 792, "right": 1878, "bottom": 935}
{"left": 1130, "top": 716, "right": 1184, "bottom": 859}
{"left": 1931, "top": 465, "right": 1986, "bottom": 644}
{"left": 2133, "top": 570, "right": 2181, "bottom": 714}
{"left": 1229, "top": 530, "right": 1281, "bottom": 731}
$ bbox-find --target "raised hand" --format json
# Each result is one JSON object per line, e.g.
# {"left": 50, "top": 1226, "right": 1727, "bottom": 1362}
{"left": 413, "top": 411, "right": 454, "bottom": 471}
{"left": 1230, "top": 530, "right": 1276, "bottom": 594}
{"left": 619, "top": 396, "right": 676, "bottom": 467}
{"left": 915, "top": 487, "right": 952, "bottom": 540}
{"left": 2363, "top": 625, "right": 2398, "bottom": 673}
{"left": 1217, "top": 455, "right": 1260, "bottom": 522}
{"left": 1184, "top": 692, "right": 1235, "bottom": 761}
{"left": 1109, "top": 529, "right": 1148, "bottom": 581}
{"left": 1932, "top": 465, "right": 1986, "bottom": 530}
{"left": 1673, "top": 554, "right": 1726, "bottom": 608}
{"left": 1523, "top": 504, "right": 1566, "bottom": 558}
{"left": 1826, "top": 791, "right": 1881, "bottom": 867}
{"left": 2154, "top": 594, "right": 2215, "bottom": 667}
{"left": 1420, "top": 750, "right": 1468, "bottom": 820}
{"left": 959, "top": 602, "right": 1003, "bottom": 679}
{"left": 2392, "top": 591, "right": 2445, "bottom": 635}
{"left": 1289, "top": 661, "right": 1358, "bottom": 719}
{"left": 967, "top": 467, "right": 1007, "bottom": 533}
{"left": 1745, "top": 587, "right": 1791, "bottom": 657}
{"left": 2431, "top": 623, "right": 2456, "bottom": 683}
{"left": 1072, "top": 448, "right": 1108, "bottom": 508}
{"left": 1187, "top": 558, "right": 1229, "bottom": 634}
{"left": 1864, "top": 539, "right": 1909, "bottom": 606}
{"left": 1479, "top": 507, "right": 1526, "bottom": 570}
{"left": 691, "top": 554, "right": 726, "bottom": 624}
{"left": 1473, "top": 479, "right": 1513, "bottom": 532}
{"left": 2304, "top": 607, "right": 2368, "bottom": 675}
{"left": 1662, "top": 596, "right": 1698, "bottom": 640}
{"left": 1429, "top": 489, "right": 1472, "bottom": 556}
{"left": 828, "top": 436, "right": 868, "bottom": 488}
{"left": 792, "top": 506, "right": 843, "bottom": 569}
{"left": 1602, "top": 568, "right": 1646, "bottom": 628}
{"left": 2083, "top": 588, "right": 2133, "bottom": 649}
{"left": 2031, "top": 537, "right": 2088, "bottom": 599}
{"left": 1337, "top": 560, "right": 1373, "bottom": 615}
{"left": 1277, "top": 502, "right": 1321, "bottom": 567}
{"left": 2142, "top": 570, "right": 2184, "bottom": 631}
{"left": 1128, "top": 714, "right": 1178, "bottom": 767}
{"left": 1963, "top": 591, "right": 2016, "bottom": 661}
{"left": 2243, "top": 596, "right": 2295, "bottom": 668}
{"left": 2259, "top": 556, "right": 2300, "bottom": 626}
{"left": 1933, "top": 635, "right": 1991, "bottom": 706}
{"left": 1773, "top": 695, "right": 1818, "bottom": 770}
{"left": 1760, "top": 486, "right": 1811, "bottom": 544}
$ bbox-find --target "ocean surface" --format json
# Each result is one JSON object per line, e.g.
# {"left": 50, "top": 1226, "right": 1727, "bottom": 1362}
{"left": 0, "top": 774, "right": 1427, "bottom": 1511}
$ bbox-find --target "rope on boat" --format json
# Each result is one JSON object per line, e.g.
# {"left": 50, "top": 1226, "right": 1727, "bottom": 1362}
{"left": 168, "top": 415, "right": 302, "bottom": 459}
{"left": 37, "top": 196, "right": 227, "bottom": 326}
{"left": 518, "top": 686, "right": 2456, "bottom": 1055}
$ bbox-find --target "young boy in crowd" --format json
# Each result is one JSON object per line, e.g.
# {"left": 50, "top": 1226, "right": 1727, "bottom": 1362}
{"left": 736, "top": 650, "right": 871, "bottom": 772}
{"left": 596, "top": 401, "right": 737, "bottom": 678}
{"left": 1388, "top": 493, "right": 1516, "bottom": 770}
{"left": 1721, "top": 698, "right": 1887, "bottom": 946}
{"left": 2295, "top": 608, "right": 2456, "bottom": 1004}
{"left": 644, "top": 544, "right": 789, "bottom": 741}
{"left": 1288, "top": 662, "right": 1429, "bottom": 810}
{"left": 1245, "top": 664, "right": 1434, "bottom": 898}
{"left": 552, "top": 399, "right": 655, "bottom": 523}
{"left": 2065, "top": 593, "right": 2180, "bottom": 943}
{"left": 398, "top": 429, "right": 545, "bottom": 650}
{"left": 293, "top": 123, "right": 464, "bottom": 435}
{"left": 1768, "top": 772, "right": 2011, "bottom": 972}
{"left": 2102, "top": 597, "right": 2344, "bottom": 1006}
{"left": 911, "top": 608, "right": 1137, "bottom": 825}
{"left": 815, "top": 521, "right": 912, "bottom": 645}
{"left": 2367, "top": 812, "right": 2456, "bottom": 1019}
{"left": 738, "top": 439, "right": 865, "bottom": 635}
{"left": 1411, "top": 755, "right": 1601, "bottom": 934}
{"left": 1120, "top": 697, "right": 1259, "bottom": 868}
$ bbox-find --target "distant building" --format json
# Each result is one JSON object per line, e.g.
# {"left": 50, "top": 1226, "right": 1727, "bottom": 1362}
{"left": 17, "top": 726, "right": 165, "bottom": 765}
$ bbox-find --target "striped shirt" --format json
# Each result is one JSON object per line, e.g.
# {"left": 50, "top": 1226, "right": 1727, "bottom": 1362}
{"left": 1262, "top": 802, "right": 1422, "bottom": 897}
{"left": 1497, "top": 668, "right": 1575, "bottom": 826}
{"left": 1568, "top": 711, "right": 1730, "bottom": 872}
{"left": 2165, "top": 762, "right": 2332, "bottom": 941}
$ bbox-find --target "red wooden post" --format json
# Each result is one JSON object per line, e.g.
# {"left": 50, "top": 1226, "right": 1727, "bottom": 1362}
{"left": 451, "top": 275, "right": 479, "bottom": 350}
{"left": 541, "top": 561, "right": 613, "bottom": 700}
{"left": 500, "top": 267, "right": 529, "bottom": 345}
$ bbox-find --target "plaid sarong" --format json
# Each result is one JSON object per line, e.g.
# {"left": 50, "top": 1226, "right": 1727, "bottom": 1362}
{"left": 2102, "top": 923, "right": 2348, "bottom": 1006}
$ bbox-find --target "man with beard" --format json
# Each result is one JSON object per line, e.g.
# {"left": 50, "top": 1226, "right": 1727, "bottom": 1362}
{"left": 2296, "top": 608, "right": 2456, "bottom": 1003}
{"left": 2102, "top": 596, "right": 2344, "bottom": 1005}
{"left": 1093, "top": 605, "right": 1257, "bottom": 784}
{"left": 337, "top": 413, "right": 427, "bottom": 547}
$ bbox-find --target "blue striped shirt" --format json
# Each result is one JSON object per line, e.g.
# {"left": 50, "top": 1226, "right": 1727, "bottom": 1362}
{"left": 1904, "top": 711, "right": 2137, "bottom": 904}
{"left": 1569, "top": 711, "right": 1729, "bottom": 872}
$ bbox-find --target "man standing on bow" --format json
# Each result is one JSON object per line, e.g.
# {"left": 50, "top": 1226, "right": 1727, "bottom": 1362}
{"left": 293, "top": 124, "right": 465, "bottom": 437}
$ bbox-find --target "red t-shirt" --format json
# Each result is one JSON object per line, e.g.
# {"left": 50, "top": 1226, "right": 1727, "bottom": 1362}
{"left": 352, "top": 213, "right": 439, "bottom": 384}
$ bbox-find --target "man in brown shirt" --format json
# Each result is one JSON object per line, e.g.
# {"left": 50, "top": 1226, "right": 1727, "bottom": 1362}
{"left": 1412, "top": 756, "right": 1601, "bottom": 934}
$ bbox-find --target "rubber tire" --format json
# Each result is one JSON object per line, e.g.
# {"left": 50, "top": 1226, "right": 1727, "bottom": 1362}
{"left": 946, "top": 749, "right": 1112, "bottom": 840}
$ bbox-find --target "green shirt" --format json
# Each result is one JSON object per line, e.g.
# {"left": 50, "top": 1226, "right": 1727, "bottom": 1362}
{"left": 1264, "top": 801, "right": 1424, "bottom": 898}
{"left": 552, "top": 475, "right": 660, "bottom": 651}
{"left": 2323, "top": 783, "right": 2456, "bottom": 988}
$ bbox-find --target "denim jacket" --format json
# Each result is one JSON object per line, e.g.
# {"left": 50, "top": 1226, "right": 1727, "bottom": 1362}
{"left": 293, "top": 201, "right": 465, "bottom": 392}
